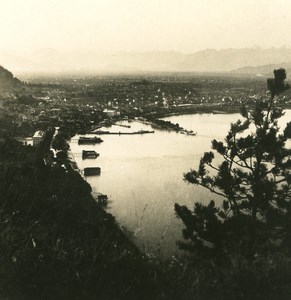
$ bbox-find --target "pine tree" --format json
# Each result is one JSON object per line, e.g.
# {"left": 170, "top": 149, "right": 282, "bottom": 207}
{"left": 175, "top": 68, "right": 291, "bottom": 262}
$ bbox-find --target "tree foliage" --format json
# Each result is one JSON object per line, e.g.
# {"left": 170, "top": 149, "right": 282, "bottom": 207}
{"left": 174, "top": 68, "right": 291, "bottom": 298}
{"left": 175, "top": 69, "right": 291, "bottom": 262}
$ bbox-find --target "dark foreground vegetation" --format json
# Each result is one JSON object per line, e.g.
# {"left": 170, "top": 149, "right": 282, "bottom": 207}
{"left": 1, "top": 67, "right": 291, "bottom": 299}
{"left": 0, "top": 127, "right": 189, "bottom": 300}
{"left": 175, "top": 68, "right": 291, "bottom": 299}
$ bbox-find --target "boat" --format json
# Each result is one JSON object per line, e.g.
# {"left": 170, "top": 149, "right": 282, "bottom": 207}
{"left": 186, "top": 130, "right": 197, "bottom": 136}
{"left": 82, "top": 150, "right": 99, "bottom": 159}
{"left": 136, "top": 130, "right": 155, "bottom": 134}
{"left": 78, "top": 136, "right": 103, "bottom": 145}
{"left": 84, "top": 167, "right": 101, "bottom": 176}
{"left": 97, "top": 193, "right": 108, "bottom": 206}
{"left": 115, "top": 123, "right": 131, "bottom": 128}
{"left": 92, "top": 130, "right": 110, "bottom": 135}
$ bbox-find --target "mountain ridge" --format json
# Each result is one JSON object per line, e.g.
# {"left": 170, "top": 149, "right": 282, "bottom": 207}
{"left": 230, "top": 62, "right": 291, "bottom": 76}
{"left": 2, "top": 47, "right": 291, "bottom": 74}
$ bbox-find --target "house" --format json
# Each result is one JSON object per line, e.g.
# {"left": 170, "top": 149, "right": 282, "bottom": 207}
{"left": 32, "top": 131, "right": 44, "bottom": 146}
{"left": 103, "top": 109, "right": 120, "bottom": 117}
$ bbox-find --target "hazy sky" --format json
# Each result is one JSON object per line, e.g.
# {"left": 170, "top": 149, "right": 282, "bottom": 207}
{"left": 1, "top": 0, "right": 291, "bottom": 54}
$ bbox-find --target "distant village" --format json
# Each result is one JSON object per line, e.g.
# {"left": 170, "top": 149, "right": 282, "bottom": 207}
{"left": 1, "top": 71, "right": 291, "bottom": 142}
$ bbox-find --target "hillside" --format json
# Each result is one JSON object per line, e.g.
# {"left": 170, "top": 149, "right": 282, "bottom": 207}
{"left": 0, "top": 65, "right": 21, "bottom": 88}
{"left": 230, "top": 62, "right": 291, "bottom": 76}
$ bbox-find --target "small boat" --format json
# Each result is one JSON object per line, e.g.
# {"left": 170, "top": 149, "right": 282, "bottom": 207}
{"left": 97, "top": 193, "right": 108, "bottom": 206}
{"left": 78, "top": 136, "right": 103, "bottom": 145}
{"left": 84, "top": 167, "right": 101, "bottom": 176}
{"left": 115, "top": 123, "right": 131, "bottom": 128}
{"left": 136, "top": 130, "right": 155, "bottom": 134}
{"left": 186, "top": 131, "right": 197, "bottom": 136}
{"left": 82, "top": 150, "right": 99, "bottom": 159}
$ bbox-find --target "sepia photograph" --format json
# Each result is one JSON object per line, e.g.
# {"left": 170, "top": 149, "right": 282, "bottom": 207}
{"left": 1, "top": 0, "right": 291, "bottom": 299}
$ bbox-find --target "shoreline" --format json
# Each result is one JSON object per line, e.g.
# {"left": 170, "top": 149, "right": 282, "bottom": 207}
{"left": 67, "top": 144, "right": 138, "bottom": 247}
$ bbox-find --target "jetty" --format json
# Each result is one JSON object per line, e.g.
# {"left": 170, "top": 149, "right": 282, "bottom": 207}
{"left": 91, "top": 130, "right": 154, "bottom": 135}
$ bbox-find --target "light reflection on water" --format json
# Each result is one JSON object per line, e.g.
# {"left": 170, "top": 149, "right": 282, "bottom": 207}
{"left": 69, "top": 111, "right": 291, "bottom": 256}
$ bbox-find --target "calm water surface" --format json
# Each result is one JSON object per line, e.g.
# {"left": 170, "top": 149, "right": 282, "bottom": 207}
{"left": 69, "top": 111, "right": 291, "bottom": 256}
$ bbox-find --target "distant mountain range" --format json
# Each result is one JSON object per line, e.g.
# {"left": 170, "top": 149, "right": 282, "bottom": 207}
{"left": 0, "top": 65, "right": 21, "bottom": 89}
{"left": 1, "top": 47, "right": 291, "bottom": 75}
{"left": 230, "top": 62, "right": 291, "bottom": 76}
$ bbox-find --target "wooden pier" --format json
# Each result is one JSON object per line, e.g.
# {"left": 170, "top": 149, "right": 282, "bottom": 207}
{"left": 91, "top": 130, "right": 155, "bottom": 135}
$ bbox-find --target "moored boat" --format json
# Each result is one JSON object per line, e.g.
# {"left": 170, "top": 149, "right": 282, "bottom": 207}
{"left": 82, "top": 150, "right": 99, "bottom": 159}
{"left": 78, "top": 136, "right": 103, "bottom": 145}
{"left": 97, "top": 193, "right": 108, "bottom": 206}
{"left": 84, "top": 167, "right": 101, "bottom": 176}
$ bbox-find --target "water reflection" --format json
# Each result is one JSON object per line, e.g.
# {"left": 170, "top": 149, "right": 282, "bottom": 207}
{"left": 69, "top": 111, "right": 291, "bottom": 256}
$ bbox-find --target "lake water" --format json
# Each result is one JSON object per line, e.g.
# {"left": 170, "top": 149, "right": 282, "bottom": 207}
{"left": 69, "top": 111, "right": 291, "bottom": 257}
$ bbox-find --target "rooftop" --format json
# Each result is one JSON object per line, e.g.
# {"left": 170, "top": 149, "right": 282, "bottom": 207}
{"left": 33, "top": 130, "right": 44, "bottom": 138}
